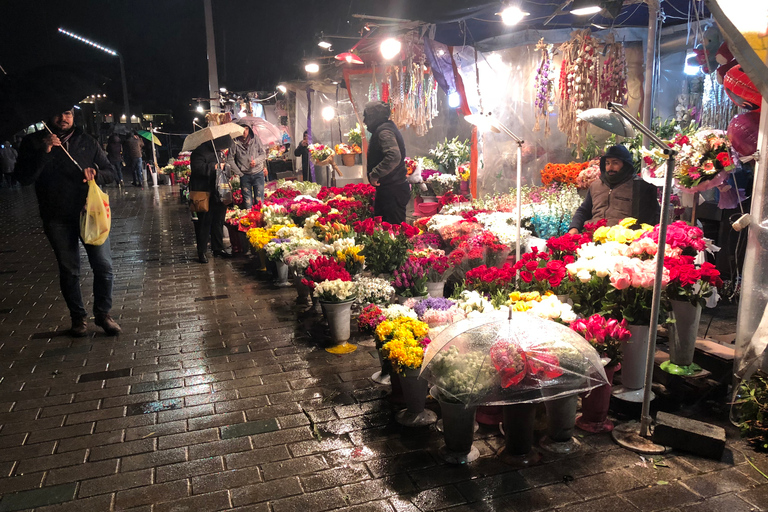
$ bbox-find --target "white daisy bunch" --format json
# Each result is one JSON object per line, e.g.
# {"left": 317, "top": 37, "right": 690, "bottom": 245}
{"left": 353, "top": 276, "right": 394, "bottom": 304}
{"left": 313, "top": 279, "right": 356, "bottom": 302}
{"left": 380, "top": 304, "right": 418, "bottom": 320}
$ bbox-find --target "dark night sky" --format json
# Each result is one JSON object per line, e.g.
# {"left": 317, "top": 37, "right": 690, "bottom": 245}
{"left": 1, "top": 0, "right": 477, "bottom": 129}
{"left": 0, "top": 0, "right": 374, "bottom": 128}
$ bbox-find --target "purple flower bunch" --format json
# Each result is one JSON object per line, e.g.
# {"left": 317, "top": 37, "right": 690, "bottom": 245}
{"left": 413, "top": 297, "right": 456, "bottom": 318}
{"left": 269, "top": 238, "right": 292, "bottom": 244}
{"left": 392, "top": 258, "right": 428, "bottom": 297}
{"left": 421, "top": 169, "right": 440, "bottom": 182}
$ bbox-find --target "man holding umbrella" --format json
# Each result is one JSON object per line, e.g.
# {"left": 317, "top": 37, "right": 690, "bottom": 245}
{"left": 14, "top": 110, "right": 120, "bottom": 336}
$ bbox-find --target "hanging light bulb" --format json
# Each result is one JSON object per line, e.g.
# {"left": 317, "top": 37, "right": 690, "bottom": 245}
{"left": 321, "top": 107, "right": 336, "bottom": 121}
{"left": 569, "top": 0, "right": 602, "bottom": 16}
{"left": 305, "top": 62, "right": 320, "bottom": 73}
{"left": 448, "top": 92, "right": 461, "bottom": 108}
{"left": 277, "top": 85, "right": 287, "bottom": 93}
{"left": 380, "top": 38, "right": 402, "bottom": 60}
{"left": 498, "top": 6, "right": 529, "bottom": 25}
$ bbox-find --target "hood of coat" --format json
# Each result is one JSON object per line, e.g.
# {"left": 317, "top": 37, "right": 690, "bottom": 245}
{"left": 363, "top": 101, "right": 391, "bottom": 133}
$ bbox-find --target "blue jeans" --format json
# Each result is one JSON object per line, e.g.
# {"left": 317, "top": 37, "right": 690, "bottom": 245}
{"left": 128, "top": 157, "right": 143, "bottom": 185}
{"left": 240, "top": 172, "right": 265, "bottom": 209}
{"left": 43, "top": 222, "right": 114, "bottom": 319}
{"left": 108, "top": 157, "right": 124, "bottom": 185}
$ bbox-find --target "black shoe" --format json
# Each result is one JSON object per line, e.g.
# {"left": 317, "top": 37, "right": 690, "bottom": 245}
{"left": 198, "top": 254, "right": 209, "bottom": 263}
{"left": 95, "top": 314, "right": 122, "bottom": 335}
{"left": 70, "top": 316, "right": 87, "bottom": 337}
{"left": 212, "top": 250, "right": 232, "bottom": 258}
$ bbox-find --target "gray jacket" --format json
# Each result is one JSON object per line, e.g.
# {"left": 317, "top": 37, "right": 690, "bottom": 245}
{"left": 227, "top": 136, "right": 266, "bottom": 176}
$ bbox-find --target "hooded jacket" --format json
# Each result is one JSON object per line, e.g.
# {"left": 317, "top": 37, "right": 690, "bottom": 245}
{"left": 364, "top": 101, "right": 407, "bottom": 186}
{"left": 569, "top": 145, "right": 660, "bottom": 231}
{"left": 14, "top": 126, "right": 116, "bottom": 223}
{"left": 227, "top": 124, "right": 266, "bottom": 177}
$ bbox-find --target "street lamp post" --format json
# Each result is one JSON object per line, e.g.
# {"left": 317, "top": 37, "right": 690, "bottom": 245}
{"left": 58, "top": 28, "right": 130, "bottom": 124}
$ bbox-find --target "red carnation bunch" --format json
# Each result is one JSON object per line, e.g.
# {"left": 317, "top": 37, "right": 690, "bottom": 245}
{"left": 301, "top": 256, "right": 351, "bottom": 290}
{"left": 448, "top": 230, "right": 508, "bottom": 267}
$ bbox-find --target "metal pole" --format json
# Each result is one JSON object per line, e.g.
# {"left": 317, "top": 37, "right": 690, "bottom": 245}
{"left": 516, "top": 141, "right": 523, "bottom": 262}
{"left": 118, "top": 54, "right": 130, "bottom": 123}
{"left": 203, "top": 0, "right": 221, "bottom": 114}
{"left": 641, "top": 0, "right": 659, "bottom": 149}
{"left": 639, "top": 150, "right": 676, "bottom": 437}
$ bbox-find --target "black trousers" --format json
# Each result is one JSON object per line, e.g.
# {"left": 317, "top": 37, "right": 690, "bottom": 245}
{"left": 195, "top": 198, "right": 226, "bottom": 256}
{"left": 373, "top": 182, "right": 410, "bottom": 225}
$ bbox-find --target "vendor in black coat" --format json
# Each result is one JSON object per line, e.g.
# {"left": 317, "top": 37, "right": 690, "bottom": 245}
{"left": 364, "top": 101, "right": 410, "bottom": 224}
{"left": 189, "top": 135, "right": 233, "bottom": 263}
{"left": 294, "top": 131, "right": 311, "bottom": 182}
{"left": 568, "top": 145, "right": 660, "bottom": 233}
{"left": 14, "top": 110, "right": 120, "bottom": 337}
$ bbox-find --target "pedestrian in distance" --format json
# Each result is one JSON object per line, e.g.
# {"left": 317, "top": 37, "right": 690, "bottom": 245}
{"left": 14, "top": 109, "right": 121, "bottom": 336}
{"left": 123, "top": 130, "right": 144, "bottom": 187}
{"left": 228, "top": 122, "right": 267, "bottom": 209}
{"left": 106, "top": 133, "right": 124, "bottom": 188}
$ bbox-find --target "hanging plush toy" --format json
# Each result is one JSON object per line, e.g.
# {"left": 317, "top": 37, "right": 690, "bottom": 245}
{"left": 714, "top": 42, "right": 738, "bottom": 84}
{"left": 686, "top": 25, "right": 723, "bottom": 74}
{"left": 724, "top": 65, "right": 763, "bottom": 111}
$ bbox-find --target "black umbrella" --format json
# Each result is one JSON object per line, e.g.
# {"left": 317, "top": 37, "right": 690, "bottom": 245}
{"left": 0, "top": 65, "right": 109, "bottom": 140}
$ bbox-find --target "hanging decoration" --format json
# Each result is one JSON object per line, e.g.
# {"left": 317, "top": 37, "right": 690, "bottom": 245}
{"left": 387, "top": 57, "right": 439, "bottom": 136}
{"left": 557, "top": 30, "right": 599, "bottom": 149}
{"left": 533, "top": 39, "right": 556, "bottom": 135}
{"left": 599, "top": 36, "right": 628, "bottom": 106}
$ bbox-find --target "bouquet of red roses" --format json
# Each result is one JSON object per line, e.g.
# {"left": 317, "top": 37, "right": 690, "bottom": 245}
{"left": 664, "top": 255, "right": 722, "bottom": 307}
{"left": 465, "top": 264, "right": 516, "bottom": 297}
{"left": 301, "top": 256, "right": 351, "bottom": 290}
{"left": 512, "top": 247, "right": 571, "bottom": 295}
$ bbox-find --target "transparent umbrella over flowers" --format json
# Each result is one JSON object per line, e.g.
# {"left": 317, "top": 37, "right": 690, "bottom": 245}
{"left": 420, "top": 312, "right": 607, "bottom": 405}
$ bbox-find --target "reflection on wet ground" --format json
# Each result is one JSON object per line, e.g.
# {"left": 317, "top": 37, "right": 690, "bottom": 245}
{"left": 0, "top": 185, "right": 765, "bottom": 512}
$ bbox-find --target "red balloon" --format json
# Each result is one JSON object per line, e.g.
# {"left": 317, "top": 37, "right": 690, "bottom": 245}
{"left": 727, "top": 111, "right": 761, "bottom": 156}
{"left": 724, "top": 65, "right": 763, "bottom": 111}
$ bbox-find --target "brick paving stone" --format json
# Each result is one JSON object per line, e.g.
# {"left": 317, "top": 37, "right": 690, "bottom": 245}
{"left": 155, "top": 456, "right": 224, "bottom": 483}
{"left": 230, "top": 476, "right": 303, "bottom": 506}
{"left": 738, "top": 483, "right": 768, "bottom": 510}
{"left": 114, "top": 479, "right": 189, "bottom": 509}
{"left": 261, "top": 454, "right": 328, "bottom": 481}
{"left": 410, "top": 485, "right": 468, "bottom": 511}
{"left": 221, "top": 418, "right": 279, "bottom": 439}
{"left": 152, "top": 490, "right": 231, "bottom": 512}
{"left": 622, "top": 482, "right": 702, "bottom": 511}
{"left": 566, "top": 468, "right": 645, "bottom": 500}
{"left": 45, "top": 459, "right": 119, "bottom": 485}
{"left": 0, "top": 482, "right": 77, "bottom": 511}
{"left": 192, "top": 467, "right": 262, "bottom": 495}
{"left": 556, "top": 495, "right": 641, "bottom": 512}
{"left": 680, "top": 466, "right": 759, "bottom": 498}
{"left": 300, "top": 464, "right": 370, "bottom": 492}
{"left": 678, "top": 492, "right": 759, "bottom": 512}
{"left": 272, "top": 488, "right": 348, "bottom": 512}
{"left": 33, "top": 494, "right": 114, "bottom": 512}
{"left": 78, "top": 469, "right": 152, "bottom": 498}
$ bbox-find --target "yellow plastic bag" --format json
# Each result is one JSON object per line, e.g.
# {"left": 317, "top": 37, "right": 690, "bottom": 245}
{"left": 80, "top": 180, "right": 111, "bottom": 245}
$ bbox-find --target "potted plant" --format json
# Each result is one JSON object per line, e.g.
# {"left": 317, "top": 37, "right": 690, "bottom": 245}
{"left": 570, "top": 314, "right": 630, "bottom": 433}
{"left": 314, "top": 278, "right": 357, "bottom": 354}
{"left": 376, "top": 316, "right": 436, "bottom": 426}
{"left": 429, "top": 137, "right": 470, "bottom": 175}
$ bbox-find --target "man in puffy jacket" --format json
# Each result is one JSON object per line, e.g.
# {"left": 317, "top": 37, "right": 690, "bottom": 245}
{"left": 227, "top": 123, "right": 267, "bottom": 208}
{"left": 14, "top": 110, "right": 120, "bottom": 336}
{"left": 568, "top": 145, "right": 660, "bottom": 233}
{"left": 363, "top": 101, "right": 410, "bottom": 224}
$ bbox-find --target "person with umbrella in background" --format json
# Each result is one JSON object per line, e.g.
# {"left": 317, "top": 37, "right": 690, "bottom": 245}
{"left": 13, "top": 109, "right": 120, "bottom": 336}
{"left": 363, "top": 101, "right": 410, "bottom": 224}
{"left": 190, "top": 135, "right": 235, "bottom": 263}
{"left": 228, "top": 122, "right": 267, "bottom": 208}
{"left": 106, "top": 133, "right": 124, "bottom": 188}
{"left": 123, "top": 130, "right": 144, "bottom": 187}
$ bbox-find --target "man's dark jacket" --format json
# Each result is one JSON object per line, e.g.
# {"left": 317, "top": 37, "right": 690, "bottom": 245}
{"left": 14, "top": 127, "right": 115, "bottom": 224}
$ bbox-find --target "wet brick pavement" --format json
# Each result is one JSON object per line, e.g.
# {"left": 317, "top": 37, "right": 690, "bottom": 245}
{"left": 0, "top": 184, "right": 766, "bottom": 512}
